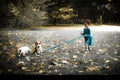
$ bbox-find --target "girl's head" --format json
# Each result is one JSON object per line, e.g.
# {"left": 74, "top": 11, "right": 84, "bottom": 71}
{"left": 85, "top": 19, "right": 91, "bottom": 25}
{"left": 84, "top": 22, "right": 88, "bottom": 27}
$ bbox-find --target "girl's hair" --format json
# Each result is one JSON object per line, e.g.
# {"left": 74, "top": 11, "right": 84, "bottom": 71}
{"left": 85, "top": 19, "right": 91, "bottom": 25}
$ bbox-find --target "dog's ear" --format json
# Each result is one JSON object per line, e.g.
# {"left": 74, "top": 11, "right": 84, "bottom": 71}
{"left": 38, "top": 41, "right": 41, "bottom": 44}
{"left": 28, "top": 50, "right": 31, "bottom": 53}
{"left": 19, "top": 49, "right": 21, "bottom": 52}
{"left": 35, "top": 42, "right": 38, "bottom": 45}
{"left": 16, "top": 49, "right": 18, "bottom": 53}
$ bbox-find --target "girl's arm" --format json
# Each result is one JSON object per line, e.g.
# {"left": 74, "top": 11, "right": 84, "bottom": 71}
{"left": 81, "top": 29, "right": 85, "bottom": 35}
{"left": 89, "top": 28, "right": 92, "bottom": 36}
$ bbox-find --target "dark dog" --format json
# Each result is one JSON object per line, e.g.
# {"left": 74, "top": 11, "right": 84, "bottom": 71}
{"left": 34, "top": 41, "right": 43, "bottom": 55}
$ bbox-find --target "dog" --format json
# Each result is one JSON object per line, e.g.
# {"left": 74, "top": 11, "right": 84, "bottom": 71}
{"left": 34, "top": 40, "right": 43, "bottom": 55}
{"left": 17, "top": 46, "right": 31, "bottom": 57}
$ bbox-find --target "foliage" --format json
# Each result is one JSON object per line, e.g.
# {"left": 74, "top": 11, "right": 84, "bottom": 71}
{"left": 0, "top": 0, "right": 120, "bottom": 28}
{"left": 0, "top": 0, "right": 49, "bottom": 28}
{"left": 50, "top": 6, "right": 77, "bottom": 20}
{"left": 47, "top": 0, "right": 120, "bottom": 24}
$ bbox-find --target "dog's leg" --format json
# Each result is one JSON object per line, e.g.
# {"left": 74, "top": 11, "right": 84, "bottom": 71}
{"left": 34, "top": 48, "right": 39, "bottom": 56}
{"left": 33, "top": 51, "right": 37, "bottom": 55}
{"left": 34, "top": 48, "right": 37, "bottom": 54}
{"left": 40, "top": 46, "right": 43, "bottom": 55}
{"left": 18, "top": 53, "right": 21, "bottom": 57}
{"left": 18, "top": 50, "right": 21, "bottom": 57}
{"left": 22, "top": 53, "right": 26, "bottom": 56}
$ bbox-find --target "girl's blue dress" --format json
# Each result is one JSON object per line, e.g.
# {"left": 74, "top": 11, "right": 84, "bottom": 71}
{"left": 82, "top": 27, "right": 94, "bottom": 46}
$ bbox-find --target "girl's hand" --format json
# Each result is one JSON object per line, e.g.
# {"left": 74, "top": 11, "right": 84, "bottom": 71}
{"left": 80, "top": 32, "right": 83, "bottom": 35}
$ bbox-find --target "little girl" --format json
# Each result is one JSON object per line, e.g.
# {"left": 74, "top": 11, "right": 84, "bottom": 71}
{"left": 81, "top": 22, "right": 94, "bottom": 52}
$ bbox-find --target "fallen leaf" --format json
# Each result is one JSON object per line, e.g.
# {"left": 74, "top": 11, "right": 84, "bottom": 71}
{"left": 113, "top": 58, "right": 118, "bottom": 61}
{"left": 73, "top": 65, "right": 78, "bottom": 67}
{"left": 104, "top": 66, "right": 110, "bottom": 69}
{"left": 54, "top": 70, "right": 58, "bottom": 72}
{"left": 51, "top": 61, "right": 61, "bottom": 66}
{"left": 89, "top": 60, "right": 93, "bottom": 62}
{"left": 90, "top": 62, "right": 95, "bottom": 65}
{"left": 96, "top": 52, "right": 100, "bottom": 54}
{"left": 3, "top": 46, "right": 7, "bottom": 50}
{"left": 8, "top": 69, "right": 12, "bottom": 72}
{"left": 77, "top": 51, "right": 80, "bottom": 53}
{"left": 98, "top": 49, "right": 102, "bottom": 52}
{"left": 52, "top": 50, "right": 56, "bottom": 53}
{"left": 0, "top": 43, "right": 2, "bottom": 46}
{"left": 116, "top": 45, "right": 119, "bottom": 47}
{"left": 59, "top": 73, "right": 62, "bottom": 75}
{"left": 9, "top": 41, "right": 14, "bottom": 45}
{"left": 16, "top": 43, "right": 21, "bottom": 48}
{"left": 9, "top": 53, "right": 16, "bottom": 58}
{"left": 65, "top": 52, "right": 69, "bottom": 55}
{"left": 39, "top": 63, "right": 44, "bottom": 69}
{"left": 22, "top": 67, "right": 27, "bottom": 70}
{"left": 7, "top": 31, "right": 12, "bottom": 36}
{"left": 105, "top": 60, "right": 111, "bottom": 63}
{"left": 5, "top": 52, "right": 10, "bottom": 55}
{"left": 62, "top": 60, "right": 69, "bottom": 64}
{"left": 32, "top": 63, "right": 37, "bottom": 66}
{"left": 19, "top": 61, "right": 25, "bottom": 65}
{"left": 48, "top": 65, "right": 53, "bottom": 70}
{"left": 86, "top": 66, "right": 100, "bottom": 72}
{"left": 72, "top": 61, "right": 78, "bottom": 65}
{"left": 73, "top": 55, "right": 78, "bottom": 59}
{"left": 84, "top": 60, "right": 88, "bottom": 63}
{"left": 83, "top": 53, "right": 88, "bottom": 57}
{"left": 78, "top": 71, "right": 84, "bottom": 73}
{"left": 114, "top": 51, "right": 118, "bottom": 54}
{"left": 39, "top": 70, "right": 43, "bottom": 74}
{"left": 14, "top": 71, "right": 18, "bottom": 74}
{"left": 98, "top": 49, "right": 106, "bottom": 53}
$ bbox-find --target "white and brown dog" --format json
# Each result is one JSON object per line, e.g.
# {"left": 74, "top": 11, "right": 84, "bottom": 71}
{"left": 17, "top": 46, "right": 31, "bottom": 57}
{"left": 34, "top": 40, "right": 43, "bottom": 55}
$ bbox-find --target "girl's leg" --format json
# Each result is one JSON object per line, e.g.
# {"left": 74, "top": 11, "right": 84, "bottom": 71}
{"left": 88, "top": 45, "right": 91, "bottom": 51}
{"left": 85, "top": 43, "right": 89, "bottom": 51}
{"left": 84, "top": 37, "right": 90, "bottom": 52}
{"left": 85, "top": 44, "right": 91, "bottom": 52}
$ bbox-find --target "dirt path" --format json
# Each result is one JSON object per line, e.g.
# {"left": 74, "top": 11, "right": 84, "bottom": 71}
{"left": 0, "top": 26, "right": 120, "bottom": 75}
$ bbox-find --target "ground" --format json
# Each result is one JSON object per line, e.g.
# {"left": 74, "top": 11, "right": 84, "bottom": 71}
{"left": 0, "top": 25, "right": 120, "bottom": 75}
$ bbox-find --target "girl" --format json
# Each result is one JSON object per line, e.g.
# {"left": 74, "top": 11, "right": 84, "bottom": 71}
{"left": 81, "top": 22, "right": 94, "bottom": 52}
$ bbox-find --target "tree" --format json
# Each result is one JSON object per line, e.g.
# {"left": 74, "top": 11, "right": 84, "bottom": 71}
{"left": 0, "top": 0, "right": 50, "bottom": 28}
{"left": 49, "top": 5, "right": 77, "bottom": 25}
